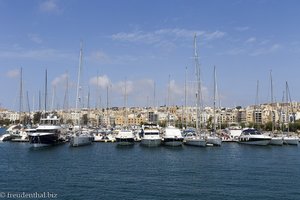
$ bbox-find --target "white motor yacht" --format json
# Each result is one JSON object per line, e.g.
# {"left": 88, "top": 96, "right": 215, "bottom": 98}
{"left": 141, "top": 124, "right": 161, "bottom": 147}
{"left": 115, "top": 129, "right": 135, "bottom": 146}
{"left": 28, "top": 115, "right": 62, "bottom": 148}
{"left": 238, "top": 129, "right": 271, "bottom": 146}
{"left": 162, "top": 126, "right": 183, "bottom": 147}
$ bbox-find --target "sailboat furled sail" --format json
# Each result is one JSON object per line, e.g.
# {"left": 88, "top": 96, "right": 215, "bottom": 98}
{"left": 184, "top": 34, "right": 206, "bottom": 147}
{"left": 70, "top": 42, "right": 94, "bottom": 147}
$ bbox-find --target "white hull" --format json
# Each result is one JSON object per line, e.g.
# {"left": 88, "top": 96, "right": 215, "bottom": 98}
{"left": 141, "top": 138, "right": 161, "bottom": 147}
{"left": 239, "top": 140, "right": 270, "bottom": 146}
{"left": 70, "top": 135, "right": 93, "bottom": 147}
{"left": 207, "top": 136, "right": 222, "bottom": 146}
{"left": 163, "top": 139, "right": 183, "bottom": 147}
{"left": 270, "top": 137, "right": 283, "bottom": 145}
{"left": 283, "top": 137, "right": 299, "bottom": 145}
{"left": 116, "top": 130, "right": 135, "bottom": 146}
{"left": 184, "top": 138, "right": 206, "bottom": 147}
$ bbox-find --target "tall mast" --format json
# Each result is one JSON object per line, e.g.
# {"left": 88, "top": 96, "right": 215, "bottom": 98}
{"left": 38, "top": 90, "right": 41, "bottom": 111}
{"left": 76, "top": 42, "right": 83, "bottom": 111}
{"left": 106, "top": 84, "right": 110, "bottom": 127}
{"left": 213, "top": 66, "right": 217, "bottom": 132}
{"left": 167, "top": 74, "right": 171, "bottom": 126}
{"left": 124, "top": 78, "right": 128, "bottom": 127}
{"left": 184, "top": 66, "right": 187, "bottom": 129}
{"left": 194, "top": 34, "right": 201, "bottom": 131}
{"left": 44, "top": 69, "right": 48, "bottom": 115}
{"left": 153, "top": 81, "right": 156, "bottom": 109}
{"left": 19, "top": 67, "right": 23, "bottom": 123}
{"left": 26, "top": 91, "right": 30, "bottom": 124}
{"left": 285, "top": 81, "right": 289, "bottom": 133}
{"left": 270, "top": 70, "right": 274, "bottom": 132}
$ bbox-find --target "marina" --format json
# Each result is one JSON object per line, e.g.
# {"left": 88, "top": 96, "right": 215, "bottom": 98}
{"left": 0, "top": 130, "right": 300, "bottom": 200}
{"left": 1, "top": 1, "right": 300, "bottom": 199}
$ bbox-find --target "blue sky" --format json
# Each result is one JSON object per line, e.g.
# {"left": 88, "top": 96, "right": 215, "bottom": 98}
{"left": 1, "top": 0, "right": 300, "bottom": 111}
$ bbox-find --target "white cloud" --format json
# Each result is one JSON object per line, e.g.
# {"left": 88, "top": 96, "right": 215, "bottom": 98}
{"left": 250, "top": 44, "right": 281, "bottom": 56}
{"left": 89, "top": 51, "right": 110, "bottom": 62}
{"left": 89, "top": 75, "right": 111, "bottom": 89}
{"left": 169, "top": 79, "right": 183, "bottom": 96}
{"left": 39, "top": 0, "right": 61, "bottom": 13}
{"left": 113, "top": 80, "right": 134, "bottom": 96}
{"left": 111, "top": 29, "right": 226, "bottom": 47}
{"left": 28, "top": 34, "right": 43, "bottom": 44}
{"left": 6, "top": 69, "right": 20, "bottom": 78}
{"left": 52, "top": 73, "right": 68, "bottom": 86}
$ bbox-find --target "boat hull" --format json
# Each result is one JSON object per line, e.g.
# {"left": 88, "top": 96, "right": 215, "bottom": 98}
{"left": 184, "top": 138, "right": 206, "bottom": 147}
{"left": 207, "top": 137, "right": 222, "bottom": 146}
{"left": 163, "top": 138, "right": 183, "bottom": 146}
{"left": 70, "top": 135, "right": 93, "bottom": 147}
{"left": 238, "top": 138, "right": 271, "bottom": 146}
{"left": 141, "top": 138, "right": 161, "bottom": 147}
{"left": 283, "top": 137, "right": 299, "bottom": 145}
{"left": 270, "top": 137, "right": 283, "bottom": 146}
{"left": 28, "top": 133, "right": 60, "bottom": 147}
{"left": 116, "top": 138, "right": 135, "bottom": 146}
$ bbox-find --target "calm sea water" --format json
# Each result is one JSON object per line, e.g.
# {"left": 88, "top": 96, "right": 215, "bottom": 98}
{"left": 0, "top": 128, "right": 300, "bottom": 200}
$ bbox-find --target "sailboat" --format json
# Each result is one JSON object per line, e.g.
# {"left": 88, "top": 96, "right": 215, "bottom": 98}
{"left": 184, "top": 34, "right": 206, "bottom": 147}
{"left": 268, "top": 70, "right": 283, "bottom": 145}
{"left": 206, "top": 66, "right": 222, "bottom": 146}
{"left": 115, "top": 78, "right": 135, "bottom": 146}
{"left": 161, "top": 75, "right": 184, "bottom": 147}
{"left": 282, "top": 81, "right": 299, "bottom": 145}
{"left": 70, "top": 43, "right": 94, "bottom": 147}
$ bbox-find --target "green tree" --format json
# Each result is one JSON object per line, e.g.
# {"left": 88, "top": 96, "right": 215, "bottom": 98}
{"left": 265, "top": 121, "right": 273, "bottom": 131}
{"left": 33, "top": 112, "right": 42, "bottom": 124}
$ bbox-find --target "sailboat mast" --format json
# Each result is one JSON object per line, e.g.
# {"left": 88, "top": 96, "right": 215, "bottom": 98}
{"left": 270, "top": 70, "right": 275, "bottom": 132}
{"left": 76, "top": 43, "right": 83, "bottom": 111}
{"left": 106, "top": 84, "right": 109, "bottom": 127}
{"left": 194, "top": 34, "right": 201, "bottom": 131}
{"left": 167, "top": 74, "right": 171, "bottom": 126}
{"left": 19, "top": 67, "right": 23, "bottom": 123}
{"left": 44, "top": 69, "right": 48, "bottom": 115}
{"left": 184, "top": 66, "right": 187, "bottom": 129}
{"left": 153, "top": 81, "right": 156, "bottom": 109}
{"left": 124, "top": 78, "right": 128, "bottom": 127}
{"left": 285, "top": 81, "right": 289, "bottom": 133}
{"left": 213, "top": 66, "right": 216, "bottom": 132}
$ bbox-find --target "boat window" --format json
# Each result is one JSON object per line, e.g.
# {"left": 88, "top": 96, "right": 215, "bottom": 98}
{"left": 145, "top": 132, "right": 159, "bottom": 135}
